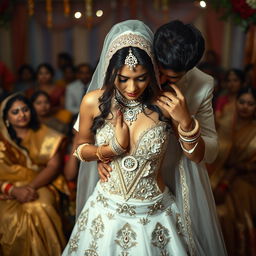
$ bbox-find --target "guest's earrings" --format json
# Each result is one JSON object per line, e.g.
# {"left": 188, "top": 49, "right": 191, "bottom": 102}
{"left": 5, "top": 120, "right": 10, "bottom": 127}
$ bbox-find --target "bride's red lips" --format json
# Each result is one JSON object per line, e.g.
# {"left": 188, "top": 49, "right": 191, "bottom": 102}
{"left": 126, "top": 92, "right": 138, "bottom": 97}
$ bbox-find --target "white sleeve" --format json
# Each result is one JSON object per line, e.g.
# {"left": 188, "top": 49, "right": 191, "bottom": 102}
{"left": 73, "top": 115, "right": 80, "bottom": 132}
{"left": 196, "top": 79, "right": 218, "bottom": 163}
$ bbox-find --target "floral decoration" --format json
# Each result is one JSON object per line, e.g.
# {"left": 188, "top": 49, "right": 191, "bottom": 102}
{"left": 211, "top": 0, "right": 256, "bottom": 29}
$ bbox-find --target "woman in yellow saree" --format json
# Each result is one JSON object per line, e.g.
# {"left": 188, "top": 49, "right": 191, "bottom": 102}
{"left": 0, "top": 94, "right": 67, "bottom": 256}
{"left": 209, "top": 86, "right": 256, "bottom": 256}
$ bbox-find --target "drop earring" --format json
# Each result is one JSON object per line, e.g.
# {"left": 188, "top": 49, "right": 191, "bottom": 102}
{"left": 5, "top": 120, "right": 10, "bottom": 127}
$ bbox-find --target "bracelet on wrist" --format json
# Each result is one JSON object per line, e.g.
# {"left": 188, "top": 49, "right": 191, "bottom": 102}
{"left": 109, "top": 137, "right": 126, "bottom": 156}
{"left": 179, "top": 140, "right": 199, "bottom": 154}
{"left": 73, "top": 143, "right": 91, "bottom": 162}
{"left": 178, "top": 118, "right": 200, "bottom": 138}
{"left": 179, "top": 131, "right": 201, "bottom": 144}
{"left": 1, "top": 182, "right": 14, "bottom": 195}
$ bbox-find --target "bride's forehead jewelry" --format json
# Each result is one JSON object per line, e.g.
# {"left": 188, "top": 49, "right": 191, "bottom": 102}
{"left": 124, "top": 48, "right": 138, "bottom": 70}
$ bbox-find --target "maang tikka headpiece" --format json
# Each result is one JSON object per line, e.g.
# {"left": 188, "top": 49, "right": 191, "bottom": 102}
{"left": 124, "top": 48, "right": 138, "bottom": 70}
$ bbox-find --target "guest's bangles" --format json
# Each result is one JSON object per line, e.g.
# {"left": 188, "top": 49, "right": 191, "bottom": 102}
{"left": 73, "top": 143, "right": 91, "bottom": 162}
{"left": 178, "top": 118, "right": 200, "bottom": 138}
{"left": 109, "top": 137, "right": 126, "bottom": 156}
{"left": 96, "top": 145, "right": 112, "bottom": 163}
{"left": 1, "top": 182, "right": 14, "bottom": 195}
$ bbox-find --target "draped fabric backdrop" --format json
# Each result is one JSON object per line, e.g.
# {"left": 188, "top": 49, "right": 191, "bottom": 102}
{"left": 0, "top": 1, "right": 247, "bottom": 74}
{"left": 244, "top": 25, "right": 256, "bottom": 87}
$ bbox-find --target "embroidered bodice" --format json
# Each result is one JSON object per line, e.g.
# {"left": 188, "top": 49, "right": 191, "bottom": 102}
{"left": 96, "top": 121, "right": 169, "bottom": 201}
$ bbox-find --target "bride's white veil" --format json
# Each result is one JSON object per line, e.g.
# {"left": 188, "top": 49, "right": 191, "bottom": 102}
{"left": 75, "top": 19, "right": 157, "bottom": 218}
{"left": 74, "top": 19, "right": 227, "bottom": 256}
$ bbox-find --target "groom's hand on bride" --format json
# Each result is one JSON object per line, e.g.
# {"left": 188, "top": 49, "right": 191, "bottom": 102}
{"left": 98, "top": 162, "right": 112, "bottom": 182}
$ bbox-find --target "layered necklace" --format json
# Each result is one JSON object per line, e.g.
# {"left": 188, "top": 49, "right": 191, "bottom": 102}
{"left": 114, "top": 89, "right": 145, "bottom": 125}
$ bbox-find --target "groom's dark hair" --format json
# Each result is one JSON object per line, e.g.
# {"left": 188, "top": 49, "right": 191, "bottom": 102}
{"left": 153, "top": 20, "right": 205, "bottom": 72}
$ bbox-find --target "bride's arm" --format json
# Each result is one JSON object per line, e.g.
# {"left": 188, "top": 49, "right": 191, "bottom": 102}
{"left": 76, "top": 90, "right": 129, "bottom": 162}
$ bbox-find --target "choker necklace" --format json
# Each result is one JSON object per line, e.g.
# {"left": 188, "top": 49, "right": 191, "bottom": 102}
{"left": 114, "top": 90, "right": 144, "bottom": 125}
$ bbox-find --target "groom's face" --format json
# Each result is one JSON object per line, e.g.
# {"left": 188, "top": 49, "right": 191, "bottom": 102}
{"left": 158, "top": 65, "right": 185, "bottom": 90}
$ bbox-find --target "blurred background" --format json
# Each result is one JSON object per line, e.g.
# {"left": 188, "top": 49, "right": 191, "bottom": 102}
{"left": 0, "top": 0, "right": 255, "bottom": 72}
{"left": 0, "top": 1, "right": 256, "bottom": 255}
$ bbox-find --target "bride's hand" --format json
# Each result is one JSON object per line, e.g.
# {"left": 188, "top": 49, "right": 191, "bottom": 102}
{"left": 115, "top": 110, "right": 129, "bottom": 149}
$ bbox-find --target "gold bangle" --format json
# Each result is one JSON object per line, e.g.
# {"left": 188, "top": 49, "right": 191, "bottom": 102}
{"left": 178, "top": 118, "right": 200, "bottom": 137}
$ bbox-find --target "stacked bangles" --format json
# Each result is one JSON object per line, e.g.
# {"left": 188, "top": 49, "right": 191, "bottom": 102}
{"left": 1, "top": 182, "right": 14, "bottom": 196}
{"left": 73, "top": 138, "right": 126, "bottom": 163}
{"left": 73, "top": 143, "right": 91, "bottom": 162}
{"left": 177, "top": 118, "right": 200, "bottom": 154}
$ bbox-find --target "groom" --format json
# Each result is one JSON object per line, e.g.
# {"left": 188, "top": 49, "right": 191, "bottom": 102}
{"left": 98, "top": 20, "right": 218, "bottom": 182}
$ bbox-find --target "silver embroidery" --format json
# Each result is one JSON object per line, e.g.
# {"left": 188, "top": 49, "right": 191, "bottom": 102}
{"left": 115, "top": 223, "right": 137, "bottom": 251}
{"left": 68, "top": 232, "right": 80, "bottom": 254}
{"left": 107, "top": 212, "right": 115, "bottom": 220}
{"left": 97, "top": 122, "right": 169, "bottom": 201}
{"left": 90, "top": 215, "right": 105, "bottom": 240}
{"left": 96, "top": 193, "right": 109, "bottom": 207}
{"left": 176, "top": 213, "right": 185, "bottom": 236}
{"left": 116, "top": 203, "right": 136, "bottom": 216}
{"left": 139, "top": 217, "right": 151, "bottom": 225}
{"left": 165, "top": 208, "right": 173, "bottom": 217}
{"left": 147, "top": 200, "right": 164, "bottom": 215}
{"left": 78, "top": 209, "right": 89, "bottom": 231}
{"left": 151, "top": 223, "right": 170, "bottom": 251}
{"left": 84, "top": 249, "right": 98, "bottom": 256}
{"left": 84, "top": 215, "right": 105, "bottom": 255}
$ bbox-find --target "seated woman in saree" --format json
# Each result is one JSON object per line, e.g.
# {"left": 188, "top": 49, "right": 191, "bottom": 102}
{"left": 31, "top": 90, "right": 70, "bottom": 134}
{"left": 0, "top": 94, "right": 69, "bottom": 256}
{"left": 209, "top": 86, "right": 256, "bottom": 256}
{"left": 62, "top": 20, "right": 226, "bottom": 256}
{"left": 214, "top": 68, "right": 245, "bottom": 128}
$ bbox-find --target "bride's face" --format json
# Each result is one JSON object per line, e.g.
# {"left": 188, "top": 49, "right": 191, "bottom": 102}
{"left": 114, "top": 64, "right": 150, "bottom": 100}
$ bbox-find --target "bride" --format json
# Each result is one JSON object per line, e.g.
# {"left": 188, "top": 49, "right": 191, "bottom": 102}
{"left": 62, "top": 20, "right": 226, "bottom": 256}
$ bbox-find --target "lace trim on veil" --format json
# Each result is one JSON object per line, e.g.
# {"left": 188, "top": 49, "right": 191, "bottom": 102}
{"left": 104, "top": 32, "right": 159, "bottom": 84}
{"left": 179, "top": 158, "right": 196, "bottom": 255}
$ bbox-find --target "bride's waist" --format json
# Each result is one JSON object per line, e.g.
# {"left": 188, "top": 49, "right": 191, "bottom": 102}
{"left": 97, "top": 181, "right": 171, "bottom": 204}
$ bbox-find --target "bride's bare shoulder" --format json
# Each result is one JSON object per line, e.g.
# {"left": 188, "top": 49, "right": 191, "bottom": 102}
{"left": 80, "top": 89, "right": 105, "bottom": 108}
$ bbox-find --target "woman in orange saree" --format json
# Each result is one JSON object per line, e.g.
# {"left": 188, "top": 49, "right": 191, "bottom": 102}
{"left": 0, "top": 94, "right": 68, "bottom": 256}
{"left": 209, "top": 86, "right": 256, "bottom": 256}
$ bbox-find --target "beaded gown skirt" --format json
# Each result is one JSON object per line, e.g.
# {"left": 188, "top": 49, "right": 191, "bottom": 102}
{"left": 62, "top": 182, "right": 189, "bottom": 256}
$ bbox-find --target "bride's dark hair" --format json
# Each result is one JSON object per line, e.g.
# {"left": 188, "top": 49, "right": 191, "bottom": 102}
{"left": 91, "top": 46, "right": 170, "bottom": 134}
